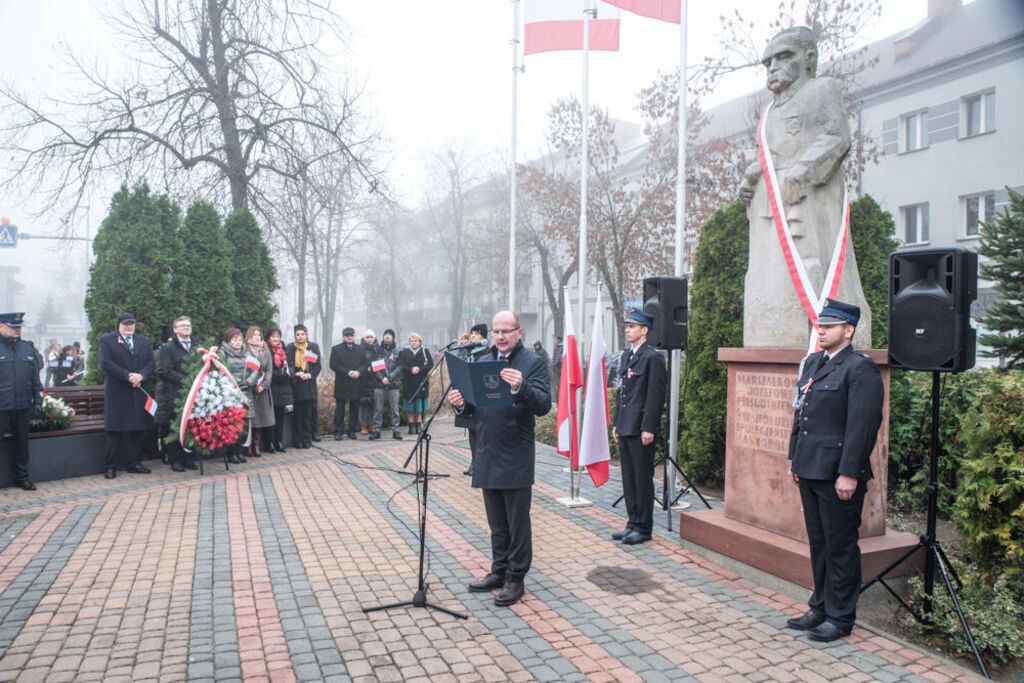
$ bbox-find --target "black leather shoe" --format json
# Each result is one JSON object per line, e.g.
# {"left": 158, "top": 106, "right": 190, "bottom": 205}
{"left": 468, "top": 573, "right": 505, "bottom": 592}
{"left": 237, "top": 453, "right": 247, "bottom": 463}
{"left": 18, "top": 480, "right": 37, "bottom": 491}
{"left": 104, "top": 468, "right": 116, "bottom": 480}
{"left": 276, "top": 444, "right": 287, "bottom": 453}
{"left": 171, "top": 462, "right": 186, "bottom": 472}
{"left": 227, "top": 454, "right": 243, "bottom": 464}
{"left": 126, "top": 464, "right": 151, "bottom": 474}
{"left": 621, "top": 531, "right": 651, "bottom": 545}
{"left": 494, "top": 580, "right": 525, "bottom": 606}
{"left": 346, "top": 432, "right": 357, "bottom": 440}
{"left": 392, "top": 430, "right": 403, "bottom": 440}
{"left": 311, "top": 434, "right": 321, "bottom": 442}
{"left": 611, "top": 527, "right": 632, "bottom": 541}
{"left": 786, "top": 610, "right": 826, "bottom": 631}
{"left": 807, "top": 620, "right": 852, "bottom": 642}
{"left": 368, "top": 431, "right": 381, "bottom": 440}
{"left": 334, "top": 433, "right": 343, "bottom": 441}
{"left": 183, "top": 460, "right": 199, "bottom": 471}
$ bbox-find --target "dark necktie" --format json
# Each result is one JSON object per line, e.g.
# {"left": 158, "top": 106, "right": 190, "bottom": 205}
{"left": 125, "top": 336, "right": 134, "bottom": 354}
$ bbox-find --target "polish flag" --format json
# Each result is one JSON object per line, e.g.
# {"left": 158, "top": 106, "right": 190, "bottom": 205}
{"left": 578, "top": 290, "right": 611, "bottom": 487}
{"left": 524, "top": 0, "right": 621, "bottom": 56}
{"left": 144, "top": 393, "right": 158, "bottom": 416}
{"left": 245, "top": 355, "right": 260, "bottom": 372}
{"left": 371, "top": 358, "right": 386, "bottom": 373}
{"left": 555, "top": 297, "right": 583, "bottom": 468}
{"left": 603, "top": 0, "right": 680, "bottom": 23}
{"left": 304, "top": 350, "right": 318, "bottom": 364}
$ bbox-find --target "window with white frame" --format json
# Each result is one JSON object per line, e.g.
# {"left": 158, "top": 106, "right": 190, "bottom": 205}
{"left": 962, "top": 90, "right": 995, "bottom": 137}
{"left": 963, "top": 192, "right": 995, "bottom": 237}
{"left": 900, "top": 110, "right": 928, "bottom": 152}
{"left": 901, "top": 203, "right": 930, "bottom": 245}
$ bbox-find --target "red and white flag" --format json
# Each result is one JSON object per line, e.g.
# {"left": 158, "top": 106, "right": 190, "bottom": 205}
{"left": 603, "top": 0, "right": 680, "bottom": 23}
{"left": 143, "top": 392, "right": 158, "bottom": 417}
{"left": 245, "top": 355, "right": 260, "bottom": 372}
{"left": 578, "top": 290, "right": 611, "bottom": 487}
{"left": 304, "top": 350, "right": 319, "bottom": 365}
{"left": 524, "top": 0, "right": 621, "bottom": 55}
{"left": 556, "top": 297, "right": 584, "bottom": 468}
{"left": 371, "top": 358, "right": 386, "bottom": 373}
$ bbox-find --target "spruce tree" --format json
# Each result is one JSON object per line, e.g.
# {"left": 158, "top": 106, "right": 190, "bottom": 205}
{"left": 977, "top": 188, "right": 1024, "bottom": 368}
{"left": 84, "top": 184, "right": 183, "bottom": 383}
{"left": 173, "top": 201, "right": 238, "bottom": 341}
{"left": 679, "top": 202, "right": 749, "bottom": 485}
{"left": 223, "top": 208, "right": 278, "bottom": 330}
{"left": 849, "top": 195, "right": 899, "bottom": 349}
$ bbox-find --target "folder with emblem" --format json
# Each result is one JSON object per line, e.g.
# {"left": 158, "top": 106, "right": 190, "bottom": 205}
{"left": 445, "top": 352, "right": 512, "bottom": 407}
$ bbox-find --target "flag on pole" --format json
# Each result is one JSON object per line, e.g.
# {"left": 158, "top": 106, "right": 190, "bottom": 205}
{"left": 142, "top": 390, "right": 158, "bottom": 417}
{"left": 245, "top": 355, "right": 260, "bottom": 372}
{"left": 304, "top": 350, "right": 319, "bottom": 365}
{"left": 524, "top": 0, "right": 621, "bottom": 55}
{"left": 370, "top": 358, "right": 386, "bottom": 373}
{"left": 603, "top": 0, "right": 680, "bottom": 23}
{"left": 556, "top": 297, "right": 583, "bottom": 468}
{"left": 578, "top": 290, "right": 611, "bottom": 487}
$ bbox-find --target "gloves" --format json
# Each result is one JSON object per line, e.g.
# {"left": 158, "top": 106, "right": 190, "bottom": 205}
{"left": 31, "top": 404, "right": 43, "bottom": 418}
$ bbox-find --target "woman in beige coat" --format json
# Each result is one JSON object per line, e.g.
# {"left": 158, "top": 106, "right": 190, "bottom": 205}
{"left": 245, "top": 326, "right": 275, "bottom": 458}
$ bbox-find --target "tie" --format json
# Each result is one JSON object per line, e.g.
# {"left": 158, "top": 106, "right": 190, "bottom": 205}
{"left": 125, "top": 337, "right": 134, "bottom": 354}
{"left": 183, "top": 340, "right": 190, "bottom": 352}
{"left": 816, "top": 353, "right": 829, "bottom": 372}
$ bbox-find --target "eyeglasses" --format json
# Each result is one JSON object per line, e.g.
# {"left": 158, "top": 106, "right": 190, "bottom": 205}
{"left": 491, "top": 327, "right": 521, "bottom": 337}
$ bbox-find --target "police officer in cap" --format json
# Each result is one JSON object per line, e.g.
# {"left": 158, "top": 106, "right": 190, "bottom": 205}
{"left": 786, "top": 298, "right": 883, "bottom": 642}
{"left": 611, "top": 307, "right": 667, "bottom": 545}
{"left": 0, "top": 312, "right": 43, "bottom": 490}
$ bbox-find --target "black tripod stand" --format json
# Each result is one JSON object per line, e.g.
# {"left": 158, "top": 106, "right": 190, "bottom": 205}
{"left": 612, "top": 447, "right": 712, "bottom": 512}
{"left": 860, "top": 371, "right": 988, "bottom": 678}
{"left": 363, "top": 376, "right": 467, "bottom": 620}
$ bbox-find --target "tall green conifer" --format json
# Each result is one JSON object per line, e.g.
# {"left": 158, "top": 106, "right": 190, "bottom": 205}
{"left": 977, "top": 188, "right": 1024, "bottom": 368}
{"left": 224, "top": 208, "right": 278, "bottom": 330}
{"left": 173, "top": 201, "right": 238, "bottom": 341}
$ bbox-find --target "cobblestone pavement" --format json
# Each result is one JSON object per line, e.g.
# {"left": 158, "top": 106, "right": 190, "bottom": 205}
{"left": 0, "top": 421, "right": 984, "bottom": 682}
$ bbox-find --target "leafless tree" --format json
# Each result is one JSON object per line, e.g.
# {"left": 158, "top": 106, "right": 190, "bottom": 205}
{"left": 0, "top": 0, "right": 383, "bottom": 235}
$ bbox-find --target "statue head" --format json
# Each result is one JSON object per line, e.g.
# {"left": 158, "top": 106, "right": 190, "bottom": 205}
{"left": 761, "top": 26, "right": 818, "bottom": 94}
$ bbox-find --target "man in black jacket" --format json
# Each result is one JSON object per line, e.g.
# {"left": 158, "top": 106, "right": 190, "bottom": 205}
{"left": 158, "top": 316, "right": 198, "bottom": 472}
{"left": 98, "top": 313, "right": 156, "bottom": 479}
{"left": 370, "top": 329, "right": 403, "bottom": 441}
{"left": 448, "top": 311, "right": 551, "bottom": 607}
{"left": 611, "top": 308, "right": 667, "bottom": 545}
{"left": 0, "top": 312, "right": 43, "bottom": 490}
{"left": 330, "top": 327, "right": 362, "bottom": 440}
{"left": 785, "top": 298, "right": 883, "bottom": 642}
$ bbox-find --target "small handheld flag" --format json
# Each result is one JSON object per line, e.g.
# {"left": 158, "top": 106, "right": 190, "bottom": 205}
{"left": 245, "top": 355, "right": 260, "bottom": 372}
{"left": 371, "top": 358, "right": 386, "bottom": 373}
{"left": 140, "top": 388, "right": 158, "bottom": 417}
{"left": 304, "top": 350, "right": 319, "bottom": 364}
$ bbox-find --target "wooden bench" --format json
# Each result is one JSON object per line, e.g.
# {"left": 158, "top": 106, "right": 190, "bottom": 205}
{"left": 29, "top": 385, "right": 106, "bottom": 438}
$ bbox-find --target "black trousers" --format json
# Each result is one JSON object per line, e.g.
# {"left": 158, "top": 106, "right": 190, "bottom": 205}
{"left": 272, "top": 405, "right": 287, "bottom": 446}
{"left": 105, "top": 430, "right": 145, "bottom": 469}
{"left": 799, "top": 477, "right": 867, "bottom": 628}
{"left": 0, "top": 409, "right": 31, "bottom": 482}
{"left": 332, "top": 398, "right": 359, "bottom": 435}
{"left": 618, "top": 435, "right": 655, "bottom": 535}
{"left": 293, "top": 400, "right": 316, "bottom": 445}
{"left": 482, "top": 487, "right": 532, "bottom": 581}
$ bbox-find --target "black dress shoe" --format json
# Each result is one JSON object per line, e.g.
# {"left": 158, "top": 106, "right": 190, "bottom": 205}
{"left": 276, "top": 444, "right": 287, "bottom": 453}
{"left": 126, "top": 464, "right": 151, "bottom": 474}
{"left": 104, "top": 468, "right": 117, "bottom": 480}
{"left": 311, "top": 434, "right": 321, "bottom": 442}
{"left": 17, "top": 480, "right": 37, "bottom": 491}
{"left": 807, "top": 620, "right": 852, "bottom": 642}
{"left": 392, "top": 430, "right": 403, "bottom": 440}
{"left": 494, "top": 580, "right": 525, "bottom": 606}
{"left": 227, "top": 453, "right": 243, "bottom": 464}
{"left": 171, "top": 462, "right": 186, "bottom": 472}
{"left": 786, "top": 610, "right": 826, "bottom": 631}
{"left": 368, "top": 431, "right": 381, "bottom": 440}
{"left": 611, "top": 527, "right": 633, "bottom": 541}
{"left": 621, "top": 530, "right": 651, "bottom": 545}
{"left": 346, "top": 432, "right": 357, "bottom": 440}
{"left": 334, "top": 433, "right": 343, "bottom": 441}
{"left": 183, "top": 460, "right": 199, "bottom": 471}
{"left": 468, "top": 573, "right": 505, "bottom": 592}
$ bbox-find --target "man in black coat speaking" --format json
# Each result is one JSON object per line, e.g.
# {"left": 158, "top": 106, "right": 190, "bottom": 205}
{"left": 447, "top": 310, "right": 551, "bottom": 607}
{"left": 611, "top": 308, "right": 667, "bottom": 545}
{"left": 785, "top": 298, "right": 883, "bottom": 642}
{"left": 98, "top": 312, "right": 156, "bottom": 479}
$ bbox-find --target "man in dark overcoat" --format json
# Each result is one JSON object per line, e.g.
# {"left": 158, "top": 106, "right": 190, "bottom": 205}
{"left": 157, "top": 316, "right": 198, "bottom": 472}
{"left": 98, "top": 312, "right": 156, "bottom": 479}
{"left": 786, "top": 298, "right": 884, "bottom": 642}
{"left": 0, "top": 312, "right": 43, "bottom": 490}
{"left": 611, "top": 308, "right": 668, "bottom": 545}
{"left": 448, "top": 311, "right": 551, "bottom": 607}
{"left": 330, "top": 326, "right": 363, "bottom": 440}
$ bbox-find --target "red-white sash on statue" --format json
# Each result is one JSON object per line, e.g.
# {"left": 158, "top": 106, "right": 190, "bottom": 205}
{"left": 757, "top": 102, "right": 850, "bottom": 353}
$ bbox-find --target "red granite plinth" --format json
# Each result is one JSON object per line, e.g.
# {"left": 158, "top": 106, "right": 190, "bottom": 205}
{"left": 679, "top": 347, "right": 919, "bottom": 583}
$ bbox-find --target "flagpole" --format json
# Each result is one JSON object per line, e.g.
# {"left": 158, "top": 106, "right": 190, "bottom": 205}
{"left": 666, "top": 0, "right": 689, "bottom": 530}
{"left": 575, "top": 0, "right": 594, "bottom": 501}
{"left": 509, "top": 0, "right": 521, "bottom": 309}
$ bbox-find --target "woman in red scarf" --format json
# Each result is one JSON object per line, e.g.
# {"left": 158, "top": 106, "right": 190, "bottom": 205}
{"left": 266, "top": 328, "right": 293, "bottom": 452}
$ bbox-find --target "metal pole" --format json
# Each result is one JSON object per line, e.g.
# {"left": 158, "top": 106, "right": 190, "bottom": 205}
{"left": 509, "top": 0, "right": 520, "bottom": 309}
{"left": 575, "top": 1, "right": 593, "bottom": 500}
{"left": 666, "top": 0, "right": 688, "bottom": 531}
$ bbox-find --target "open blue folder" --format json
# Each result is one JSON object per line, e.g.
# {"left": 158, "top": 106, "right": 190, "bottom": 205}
{"left": 445, "top": 352, "right": 512, "bottom": 407}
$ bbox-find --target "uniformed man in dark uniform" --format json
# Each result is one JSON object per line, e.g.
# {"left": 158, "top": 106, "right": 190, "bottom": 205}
{"left": 611, "top": 308, "right": 668, "bottom": 545}
{"left": 0, "top": 312, "right": 43, "bottom": 490}
{"left": 785, "top": 298, "right": 884, "bottom": 642}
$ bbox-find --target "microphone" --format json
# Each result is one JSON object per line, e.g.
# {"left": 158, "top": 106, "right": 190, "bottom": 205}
{"left": 444, "top": 339, "right": 486, "bottom": 350}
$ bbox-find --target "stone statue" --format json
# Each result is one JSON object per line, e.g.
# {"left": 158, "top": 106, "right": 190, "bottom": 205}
{"left": 739, "top": 27, "right": 871, "bottom": 349}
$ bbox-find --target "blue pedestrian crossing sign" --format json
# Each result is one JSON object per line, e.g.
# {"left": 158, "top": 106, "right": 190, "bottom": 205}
{"left": 0, "top": 223, "right": 16, "bottom": 248}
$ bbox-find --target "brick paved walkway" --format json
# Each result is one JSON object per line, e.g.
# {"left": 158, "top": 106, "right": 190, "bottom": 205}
{"left": 0, "top": 421, "right": 984, "bottom": 682}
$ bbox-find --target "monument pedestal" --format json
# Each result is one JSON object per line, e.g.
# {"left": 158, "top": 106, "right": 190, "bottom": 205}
{"left": 679, "top": 348, "right": 920, "bottom": 589}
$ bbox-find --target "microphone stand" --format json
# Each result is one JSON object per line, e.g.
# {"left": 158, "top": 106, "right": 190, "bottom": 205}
{"left": 364, "top": 349, "right": 467, "bottom": 620}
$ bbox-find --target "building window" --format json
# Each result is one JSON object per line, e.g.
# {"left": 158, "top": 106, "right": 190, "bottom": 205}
{"left": 962, "top": 90, "right": 995, "bottom": 137}
{"left": 901, "top": 203, "right": 929, "bottom": 245}
{"left": 900, "top": 110, "right": 928, "bottom": 152}
{"left": 963, "top": 192, "right": 995, "bottom": 237}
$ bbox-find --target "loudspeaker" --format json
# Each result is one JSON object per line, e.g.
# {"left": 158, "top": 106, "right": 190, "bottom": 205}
{"left": 642, "top": 276, "right": 687, "bottom": 350}
{"left": 889, "top": 247, "right": 977, "bottom": 372}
